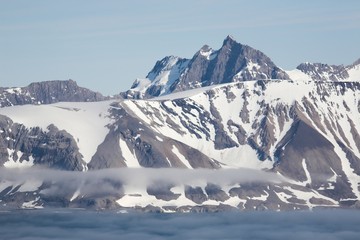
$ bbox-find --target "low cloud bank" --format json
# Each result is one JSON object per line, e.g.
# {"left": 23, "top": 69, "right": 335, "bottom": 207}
{"left": 0, "top": 167, "right": 283, "bottom": 185}
{"left": 0, "top": 167, "right": 284, "bottom": 197}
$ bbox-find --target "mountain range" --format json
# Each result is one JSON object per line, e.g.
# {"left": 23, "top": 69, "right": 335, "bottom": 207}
{"left": 0, "top": 36, "right": 359, "bottom": 212}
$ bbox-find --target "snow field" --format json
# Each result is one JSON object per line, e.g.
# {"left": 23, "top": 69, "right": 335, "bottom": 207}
{"left": 0, "top": 100, "right": 115, "bottom": 164}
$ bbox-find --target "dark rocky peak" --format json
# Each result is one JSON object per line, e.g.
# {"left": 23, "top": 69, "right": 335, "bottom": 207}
{"left": 296, "top": 62, "right": 349, "bottom": 81}
{"left": 176, "top": 36, "right": 289, "bottom": 89}
{"left": 0, "top": 79, "right": 107, "bottom": 108}
{"left": 219, "top": 35, "right": 265, "bottom": 61}
{"left": 200, "top": 44, "right": 212, "bottom": 52}
{"left": 27, "top": 79, "right": 106, "bottom": 103}
{"left": 222, "top": 35, "right": 237, "bottom": 46}
{"left": 123, "top": 36, "right": 290, "bottom": 99}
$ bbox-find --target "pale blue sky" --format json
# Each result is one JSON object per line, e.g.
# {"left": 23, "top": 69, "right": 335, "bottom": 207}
{"left": 1, "top": 0, "right": 359, "bottom": 95}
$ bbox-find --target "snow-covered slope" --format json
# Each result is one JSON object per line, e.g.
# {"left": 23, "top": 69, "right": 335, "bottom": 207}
{"left": 0, "top": 101, "right": 114, "bottom": 164}
{"left": 347, "top": 60, "right": 360, "bottom": 80}
{"left": 115, "top": 80, "right": 360, "bottom": 167}
{"left": 126, "top": 56, "right": 191, "bottom": 99}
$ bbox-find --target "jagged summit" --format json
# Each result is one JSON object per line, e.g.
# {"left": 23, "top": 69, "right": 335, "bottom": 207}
{"left": 122, "top": 36, "right": 289, "bottom": 99}
{"left": 199, "top": 44, "right": 212, "bottom": 51}
{"left": 224, "top": 34, "right": 236, "bottom": 42}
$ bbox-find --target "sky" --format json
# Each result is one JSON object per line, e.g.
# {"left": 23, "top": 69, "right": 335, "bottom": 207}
{"left": 1, "top": 0, "right": 360, "bottom": 95}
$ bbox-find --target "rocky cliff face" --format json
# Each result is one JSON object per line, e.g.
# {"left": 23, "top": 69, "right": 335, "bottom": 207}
{"left": 122, "top": 36, "right": 289, "bottom": 99}
{"left": 295, "top": 63, "right": 349, "bottom": 81}
{"left": 0, "top": 115, "right": 86, "bottom": 171}
{"left": 0, "top": 79, "right": 106, "bottom": 107}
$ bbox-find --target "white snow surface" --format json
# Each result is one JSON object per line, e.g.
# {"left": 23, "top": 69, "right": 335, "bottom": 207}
{"left": 0, "top": 100, "right": 115, "bottom": 163}
{"left": 130, "top": 78, "right": 152, "bottom": 93}
{"left": 286, "top": 69, "right": 313, "bottom": 81}
{"left": 301, "top": 159, "right": 312, "bottom": 186}
{"left": 21, "top": 197, "right": 42, "bottom": 209}
{"left": 4, "top": 150, "right": 34, "bottom": 168}
{"left": 199, "top": 47, "right": 218, "bottom": 60}
{"left": 119, "top": 138, "right": 141, "bottom": 168}
{"left": 347, "top": 64, "right": 360, "bottom": 81}
{"left": 4, "top": 87, "right": 22, "bottom": 94}
{"left": 171, "top": 145, "right": 193, "bottom": 169}
{"left": 152, "top": 85, "right": 217, "bottom": 101}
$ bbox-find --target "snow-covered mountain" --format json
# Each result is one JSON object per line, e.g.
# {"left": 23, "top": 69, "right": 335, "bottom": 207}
{"left": 122, "top": 36, "right": 289, "bottom": 99}
{"left": 1, "top": 36, "right": 360, "bottom": 211}
{"left": 286, "top": 59, "right": 360, "bottom": 82}
{"left": 0, "top": 79, "right": 359, "bottom": 211}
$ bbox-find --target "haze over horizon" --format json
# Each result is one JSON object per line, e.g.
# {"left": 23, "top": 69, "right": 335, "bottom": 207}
{"left": 1, "top": 0, "right": 359, "bottom": 95}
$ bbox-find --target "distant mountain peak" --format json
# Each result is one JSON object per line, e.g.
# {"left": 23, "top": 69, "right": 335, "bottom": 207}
{"left": 122, "top": 36, "right": 289, "bottom": 99}
{"left": 224, "top": 34, "right": 236, "bottom": 43}
{"left": 198, "top": 45, "right": 217, "bottom": 61}
{"left": 200, "top": 44, "right": 211, "bottom": 51}
{"left": 0, "top": 79, "right": 106, "bottom": 107}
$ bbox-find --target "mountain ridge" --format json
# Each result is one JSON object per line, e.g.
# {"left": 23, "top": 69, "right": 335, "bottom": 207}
{"left": 286, "top": 58, "right": 360, "bottom": 82}
{"left": 0, "top": 79, "right": 108, "bottom": 108}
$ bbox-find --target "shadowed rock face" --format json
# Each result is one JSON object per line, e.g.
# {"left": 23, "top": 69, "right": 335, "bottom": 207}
{"left": 296, "top": 62, "right": 349, "bottom": 81}
{"left": 0, "top": 115, "right": 86, "bottom": 171}
{"left": 185, "top": 186, "right": 208, "bottom": 204}
{"left": 274, "top": 119, "right": 356, "bottom": 199}
{"left": 294, "top": 57, "right": 360, "bottom": 82}
{"left": 88, "top": 102, "right": 220, "bottom": 169}
{"left": 123, "top": 36, "right": 289, "bottom": 99}
{"left": 175, "top": 36, "right": 288, "bottom": 91}
{"left": 0, "top": 80, "right": 106, "bottom": 107}
{"left": 147, "top": 183, "right": 181, "bottom": 201}
{"left": 205, "top": 183, "right": 230, "bottom": 202}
